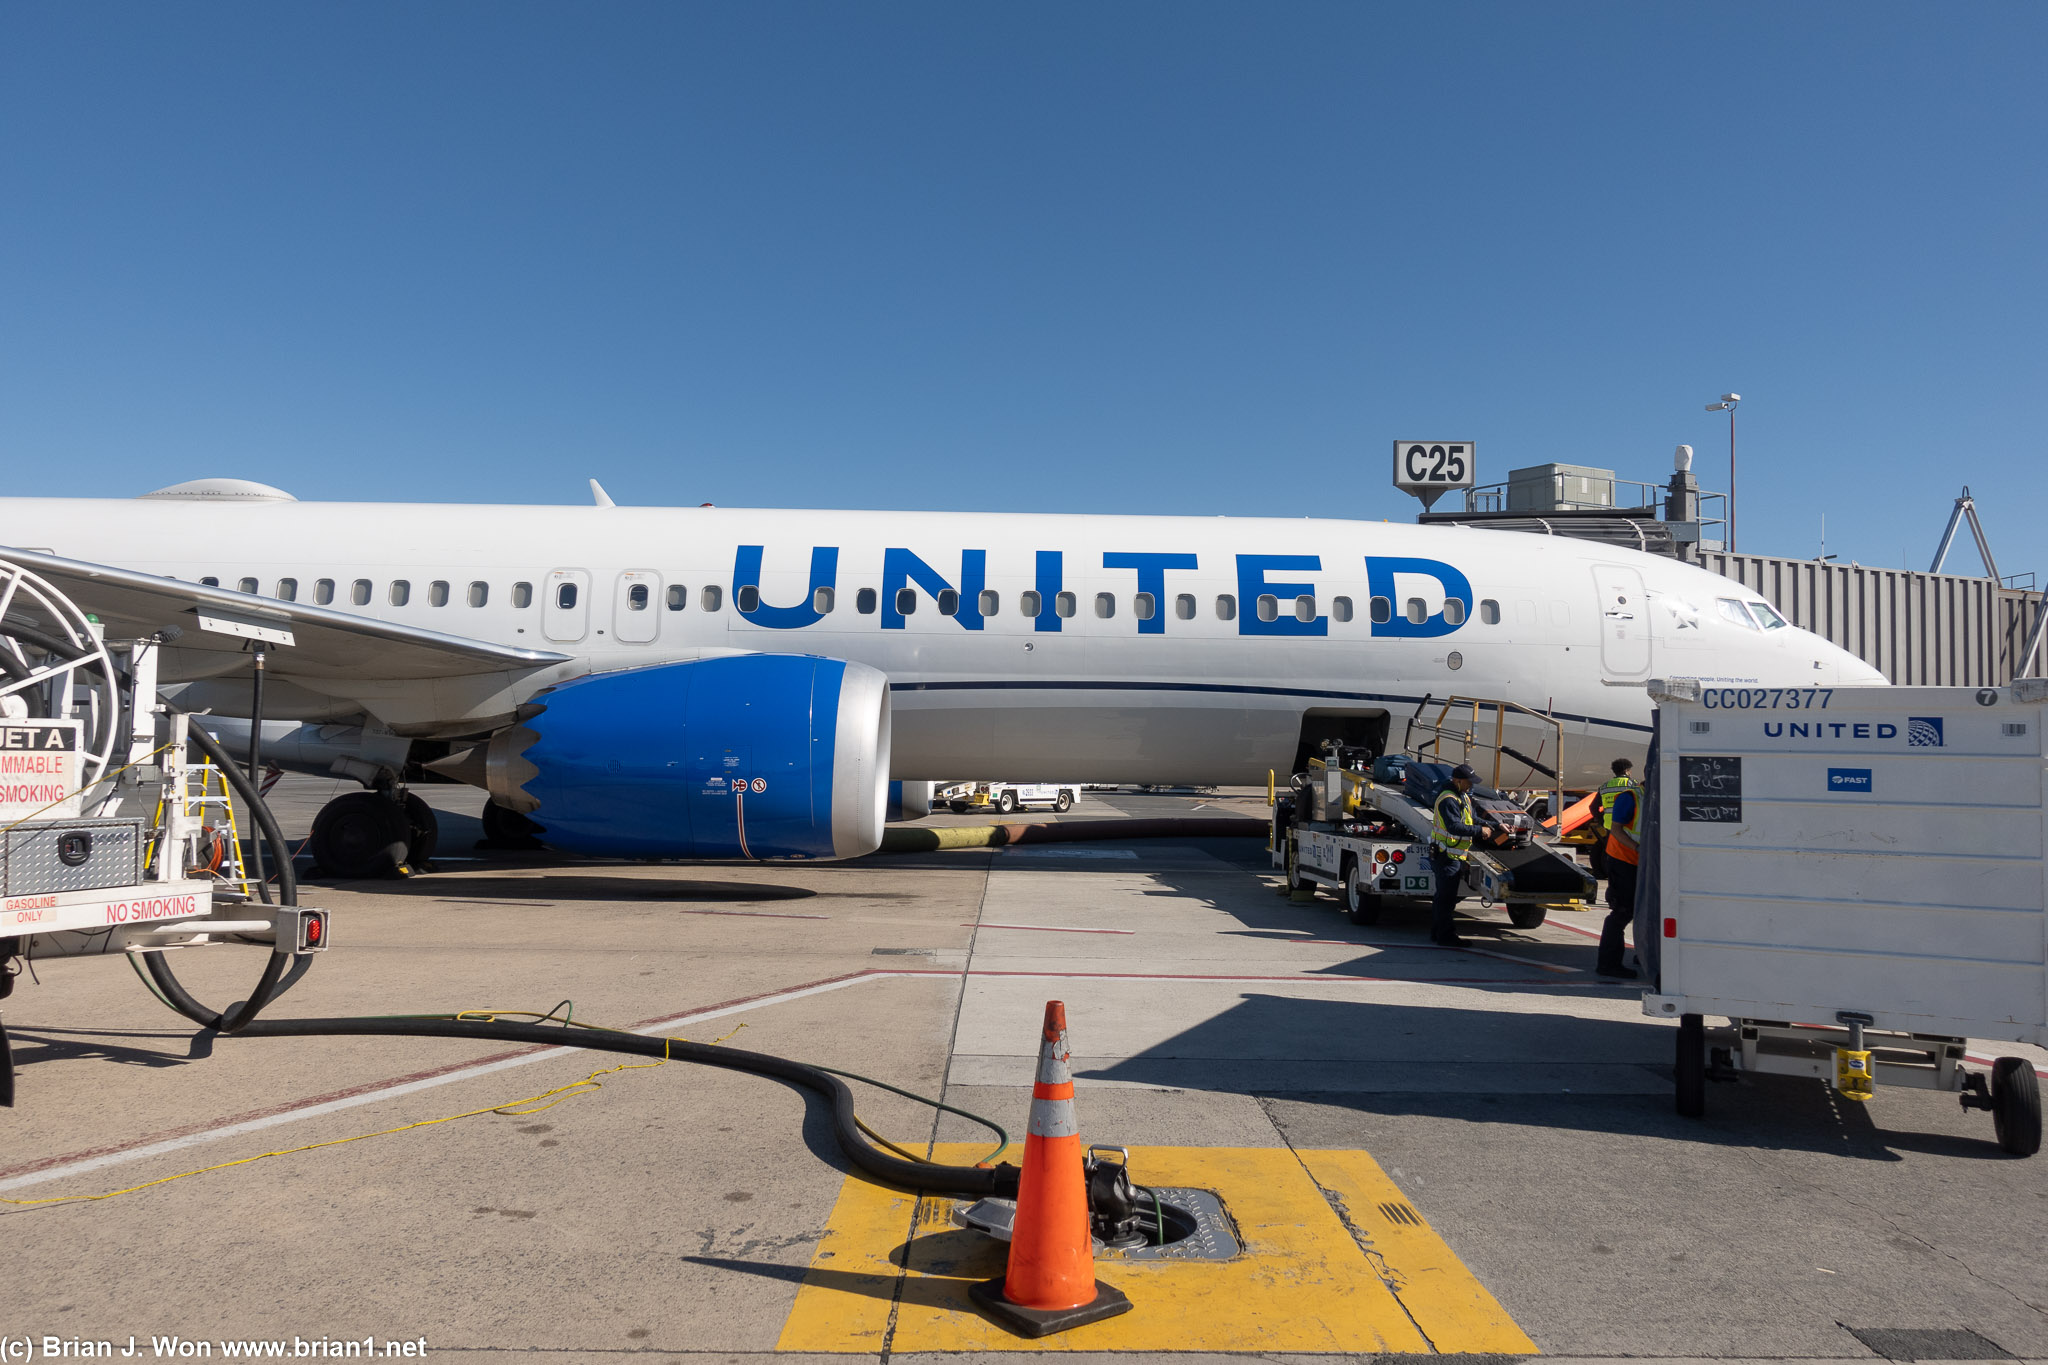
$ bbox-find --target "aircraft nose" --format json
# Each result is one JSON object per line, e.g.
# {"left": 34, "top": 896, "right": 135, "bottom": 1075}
{"left": 1824, "top": 642, "right": 1887, "bottom": 686}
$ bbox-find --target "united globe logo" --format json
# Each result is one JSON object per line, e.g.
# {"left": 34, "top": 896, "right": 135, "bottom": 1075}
{"left": 1907, "top": 716, "right": 1945, "bottom": 747}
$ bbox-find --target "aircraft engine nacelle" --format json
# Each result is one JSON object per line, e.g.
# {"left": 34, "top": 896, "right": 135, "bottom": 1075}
{"left": 478, "top": 654, "right": 891, "bottom": 860}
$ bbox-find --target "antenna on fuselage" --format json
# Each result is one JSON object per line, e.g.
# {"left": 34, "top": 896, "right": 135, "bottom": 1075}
{"left": 589, "top": 479, "right": 616, "bottom": 508}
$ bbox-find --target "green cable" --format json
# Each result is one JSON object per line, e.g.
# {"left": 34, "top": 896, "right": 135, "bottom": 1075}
{"left": 127, "top": 951, "right": 183, "bottom": 1016}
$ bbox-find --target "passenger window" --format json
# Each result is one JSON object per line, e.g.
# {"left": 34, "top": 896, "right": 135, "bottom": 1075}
{"left": 1442, "top": 598, "right": 1466, "bottom": 625}
{"left": 857, "top": 587, "right": 878, "bottom": 614}
{"left": 1405, "top": 597, "right": 1427, "bottom": 624}
{"left": 1055, "top": 591, "right": 1077, "bottom": 618}
{"left": 314, "top": 579, "right": 335, "bottom": 605}
{"left": 1257, "top": 594, "right": 1279, "bottom": 623}
{"left": 1332, "top": 596, "right": 1353, "bottom": 622}
{"left": 1133, "top": 592, "right": 1155, "bottom": 621}
{"left": 1479, "top": 599, "right": 1500, "bottom": 624}
{"left": 814, "top": 587, "right": 835, "bottom": 614}
{"left": 1176, "top": 593, "right": 1196, "bottom": 620}
{"left": 428, "top": 580, "right": 450, "bottom": 607}
{"left": 628, "top": 584, "right": 651, "bottom": 610}
{"left": 666, "top": 584, "right": 687, "bottom": 611}
{"left": 938, "top": 589, "right": 959, "bottom": 616}
{"left": 896, "top": 588, "right": 918, "bottom": 615}
{"left": 512, "top": 582, "right": 533, "bottom": 608}
{"left": 1095, "top": 592, "right": 1115, "bottom": 619}
{"left": 701, "top": 585, "right": 722, "bottom": 612}
{"left": 1369, "top": 596, "right": 1392, "bottom": 624}
{"left": 238, "top": 577, "right": 258, "bottom": 594}
{"left": 552, "top": 582, "right": 574, "bottom": 610}
{"left": 737, "top": 585, "right": 761, "bottom": 612}
{"left": 468, "top": 581, "right": 488, "bottom": 607}
{"left": 1216, "top": 594, "right": 1236, "bottom": 621}
{"left": 1020, "top": 590, "right": 1042, "bottom": 617}
{"left": 1717, "top": 598, "right": 1758, "bottom": 629}
{"left": 390, "top": 580, "right": 412, "bottom": 607}
{"left": 275, "top": 579, "right": 298, "bottom": 601}
{"left": 200, "top": 576, "right": 219, "bottom": 587}
{"left": 1294, "top": 594, "right": 1316, "bottom": 623}
{"left": 352, "top": 579, "right": 371, "bottom": 606}
{"left": 978, "top": 589, "right": 999, "bottom": 616}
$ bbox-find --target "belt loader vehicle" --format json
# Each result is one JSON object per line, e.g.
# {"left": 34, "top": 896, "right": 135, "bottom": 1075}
{"left": 1272, "top": 735, "right": 1594, "bottom": 931}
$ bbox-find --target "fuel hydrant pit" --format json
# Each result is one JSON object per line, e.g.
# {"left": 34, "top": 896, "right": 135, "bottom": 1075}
{"left": 951, "top": 1186, "right": 1242, "bottom": 1262}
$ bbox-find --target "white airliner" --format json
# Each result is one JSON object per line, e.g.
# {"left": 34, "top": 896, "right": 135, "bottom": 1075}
{"left": 0, "top": 477, "right": 1883, "bottom": 872}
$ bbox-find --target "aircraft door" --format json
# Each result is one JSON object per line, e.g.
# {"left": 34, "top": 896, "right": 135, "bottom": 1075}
{"left": 1592, "top": 564, "right": 1650, "bottom": 675}
{"left": 543, "top": 568, "right": 592, "bottom": 643}
{"left": 614, "top": 570, "right": 662, "bottom": 644}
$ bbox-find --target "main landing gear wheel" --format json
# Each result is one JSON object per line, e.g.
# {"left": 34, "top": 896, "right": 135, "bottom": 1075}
{"left": 997, "top": 790, "right": 1019, "bottom": 815}
{"left": 310, "top": 791, "right": 412, "bottom": 880}
{"left": 1343, "top": 863, "right": 1381, "bottom": 925}
{"left": 1054, "top": 789, "right": 1074, "bottom": 812}
{"left": 1990, "top": 1057, "right": 2042, "bottom": 1157}
{"left": 402, "top": 791, "right": 439, "bottom": 867}
{"left": 1507, "top": 902, "right": 1549, "bottom": 929}
{"left": 1675, "top": 1013, "right": 1707, "bottom": 1118}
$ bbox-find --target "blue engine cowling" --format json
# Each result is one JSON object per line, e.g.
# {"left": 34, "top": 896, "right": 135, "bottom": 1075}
{"left": 479, "top": 654, "right": 891, "bottom": 860}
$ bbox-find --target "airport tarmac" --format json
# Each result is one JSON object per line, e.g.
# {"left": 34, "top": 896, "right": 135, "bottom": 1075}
{"left": 5, "top": 779, "right": 2045, "bottom": 1364}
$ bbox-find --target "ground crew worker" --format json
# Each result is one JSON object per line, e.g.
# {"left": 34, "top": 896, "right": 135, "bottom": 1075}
{"left": 1591, "top": 758, "right": 1637, "bottom": 879}
{"left": 1598, "top": 777, "right": 1642, "bottom": 978}
{"left": 1429, "top": 763, "right": 1488, "bottom": 947}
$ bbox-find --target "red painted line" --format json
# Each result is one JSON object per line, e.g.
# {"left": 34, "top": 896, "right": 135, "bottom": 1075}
{"left": 968, "top": 922, "right": 1136, "bottom": 935}
{"left": 961, "top": 968, "right": 1610, "bottom": 987}
{"left": 1965, "top": 1052, "right": 2048, "bottom": 1078}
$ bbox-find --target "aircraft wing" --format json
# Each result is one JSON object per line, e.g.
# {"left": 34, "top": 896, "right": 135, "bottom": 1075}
{"left": 2, "top": 546, "right": 572, "bottom": 683}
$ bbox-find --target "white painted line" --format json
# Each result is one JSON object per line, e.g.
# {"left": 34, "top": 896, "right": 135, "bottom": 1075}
{"left": 971, "top": 922, "right": 1136, "bottom": 936}
{"left": 1, "top": 969, "right": 945, "bottom": 1195}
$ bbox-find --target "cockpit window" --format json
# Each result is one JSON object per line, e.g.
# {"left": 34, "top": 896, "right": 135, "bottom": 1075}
{"left": 1750, "top": 602, "right": 1789, "bottom": 630}
{"left": 1716, "top": 598, "right": 1759, "bottom": 630}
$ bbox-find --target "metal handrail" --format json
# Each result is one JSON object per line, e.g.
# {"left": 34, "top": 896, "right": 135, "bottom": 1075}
{"left": 1402, "top": 694, "right": 1568, "bottom": 819}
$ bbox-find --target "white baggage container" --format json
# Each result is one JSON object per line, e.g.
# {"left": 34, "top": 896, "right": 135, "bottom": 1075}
{"left": 1640, "top": 679, "right": 2045, "bottom": 1156}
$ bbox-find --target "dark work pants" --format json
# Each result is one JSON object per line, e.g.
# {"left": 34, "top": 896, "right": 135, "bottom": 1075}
{"left": 1589, "top": 839, "right": 1609, "bottom": 880}
{"left": 1600, "top": 857, "right": 1638, "bottom": 970}
{"left": 1429, "top": 853, "right": 1465, "bottom": 942}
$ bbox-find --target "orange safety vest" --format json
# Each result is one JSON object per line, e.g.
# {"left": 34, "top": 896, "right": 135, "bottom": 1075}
{"left": 1605, "top": 788, "right": 1642, "bottom": 866}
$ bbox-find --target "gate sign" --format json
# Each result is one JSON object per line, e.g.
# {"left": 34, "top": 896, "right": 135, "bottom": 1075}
{"left": 1392, "top": 441, "right": 1476, "bottom": 510}
{"left": 0, "top": 720, "right": 82, "bottom": 821}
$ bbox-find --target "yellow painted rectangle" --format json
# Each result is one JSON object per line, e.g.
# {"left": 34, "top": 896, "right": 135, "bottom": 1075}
{"left": 778, "top": 1144, "right": 1535, "bottom": 1355}
{"left": 1296, "top": 1148, "right": 1538, "bottom": 1355}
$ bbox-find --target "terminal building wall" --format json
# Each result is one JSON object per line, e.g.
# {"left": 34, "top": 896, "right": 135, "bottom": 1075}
{"left": 1700, "top": 551, "right": 2045, "bottom": 687}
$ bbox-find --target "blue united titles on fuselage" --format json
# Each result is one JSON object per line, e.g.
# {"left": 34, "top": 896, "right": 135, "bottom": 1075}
{"left": 729, "top": 547, "right": 1474, "bottom": 639}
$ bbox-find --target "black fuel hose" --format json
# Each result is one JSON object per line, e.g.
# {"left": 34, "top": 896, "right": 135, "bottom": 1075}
{"left": 234, "top": 1014, "right": 1024, "bottom": 1199}
{"left": 134, "top": 716, "right": 303, "bottom": 1032}
{"left": 184, "top": 719, "right": 296, "bottom": 908}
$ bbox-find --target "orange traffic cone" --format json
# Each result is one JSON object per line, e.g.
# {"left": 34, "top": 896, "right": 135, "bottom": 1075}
{"left": 968, "top": 1000, "right": 1133, "bottom": 1337}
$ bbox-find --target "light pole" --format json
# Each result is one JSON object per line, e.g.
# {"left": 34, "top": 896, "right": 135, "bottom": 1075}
{"left": 1705, "top": 393, "right": 1740, "bottom": 552}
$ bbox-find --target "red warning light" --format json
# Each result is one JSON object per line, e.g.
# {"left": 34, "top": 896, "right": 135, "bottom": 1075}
{"left": 1663, "top": 917, "right": 1677, "bottom": 939}
{"left": 1391, "top": 849, "right": 1406, "bottom": 864}
{"left": 306, "top": 918, "right": 322, "bottom": 944}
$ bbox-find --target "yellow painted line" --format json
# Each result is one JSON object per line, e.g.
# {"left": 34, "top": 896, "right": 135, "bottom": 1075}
{"left": 779, "top": 1144, "right": 1533, "bottom": 1354}
{"left": 1296, "top": 1148, "right": 1538, "bottom": 1355}
{"left": 773, "top": 1166, "right": 915, "bottom": 1352}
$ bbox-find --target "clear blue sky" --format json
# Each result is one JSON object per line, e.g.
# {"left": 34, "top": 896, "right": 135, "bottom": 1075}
{"left": 3, "top": 3, "right": 2042, "bottom": 577}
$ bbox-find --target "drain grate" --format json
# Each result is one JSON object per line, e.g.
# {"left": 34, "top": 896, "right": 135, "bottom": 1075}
{"left": 1378, "top": 1200, "right": 1423, "bottom": 1227}
{"left": 1845, "top": 1327, "right": 2013, "bottom": 1361}
{"left": 870, "top": 947, "right": 937, "bottom": 956}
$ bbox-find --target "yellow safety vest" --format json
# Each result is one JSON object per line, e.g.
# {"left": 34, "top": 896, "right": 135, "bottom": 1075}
{"left": 1432, "top": 788, "right": 1476, "bottom": 862}
{"left": 1597, "top": 775, "right": 1638, "bottom": 831}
